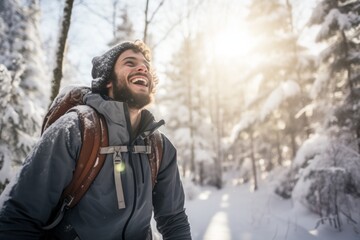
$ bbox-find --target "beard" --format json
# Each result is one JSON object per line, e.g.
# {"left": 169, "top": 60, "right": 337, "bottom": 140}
{"left": 111, "top": 78, "right": 152, "bottom": 109}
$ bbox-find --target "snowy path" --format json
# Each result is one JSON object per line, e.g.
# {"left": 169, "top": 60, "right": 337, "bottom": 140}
{"left": 184, "top": 181, "right": 359, "bottom": 240}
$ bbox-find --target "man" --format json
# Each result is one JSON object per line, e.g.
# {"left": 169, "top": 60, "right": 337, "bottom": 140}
{"left": 0, "top": 40, "right": 192, "bottom": 240}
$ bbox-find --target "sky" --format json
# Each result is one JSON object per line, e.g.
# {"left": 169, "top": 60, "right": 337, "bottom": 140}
{"left": 39, "top": 0, "right": 263, "bottom": 86}
{"left": 39, "top": 0, "right": 189, "bottom": 84}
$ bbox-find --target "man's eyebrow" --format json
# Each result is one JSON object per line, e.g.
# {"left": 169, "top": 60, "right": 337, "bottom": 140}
{"left": 122, "top": 56, "right": 150, "bottom": 68}
{"left": 122, "top": 56, "right": 136, "bottom": 61}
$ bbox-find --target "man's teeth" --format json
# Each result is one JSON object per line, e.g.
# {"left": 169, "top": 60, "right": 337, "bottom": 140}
{"left": 131, "top": 78, "right": 148, "bottom": 86}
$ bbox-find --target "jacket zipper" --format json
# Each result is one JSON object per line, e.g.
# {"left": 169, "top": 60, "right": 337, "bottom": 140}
{"left": 122, "top": 104, "right": 137, "bottom": 240}
{"left": 121, "top": 105, "right": 164, "bottom": 239}
{"left": 122, "top": 151, "right": 137, "bottom": 240}
{"left": 139, "top": 153, "right": 145, "bottom": 184}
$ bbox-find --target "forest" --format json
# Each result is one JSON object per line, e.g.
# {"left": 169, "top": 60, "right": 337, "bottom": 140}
{"left": 1, "top": 0, "right": 360, "bottom": 238}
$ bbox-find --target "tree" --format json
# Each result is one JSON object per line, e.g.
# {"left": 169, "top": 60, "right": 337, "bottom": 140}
{"left": 0, "top": 0, "right": 48, "bottom": 192}
{"left": 49, "top": 0, "right": 74, "bottom": 103}
{"left": 162, "top": 34, "right": 218, "bottom": 187}
{"left": 143, "top": 0, "right": 165, "bottom": 44}
{"left": 291, "top": 133, "right": 360, "bottom": 231}
{"left": 308, "top": 0, "right": 360, "bottom": 152}
{"left": 229, "top": 0, "right": 314, "bottom": 190}
{"left": 275, "top": 0, "right": 360, "bottom": 231}
{"left": 108, "top": 5, "right": 135, "bottom": 46}
{"left": 226, "top": 0, "right": 321, "bottom": 193}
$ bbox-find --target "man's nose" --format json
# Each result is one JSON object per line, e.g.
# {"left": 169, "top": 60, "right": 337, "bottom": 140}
{"left": 136, "top": 64, "right": 148, "bottom": 72}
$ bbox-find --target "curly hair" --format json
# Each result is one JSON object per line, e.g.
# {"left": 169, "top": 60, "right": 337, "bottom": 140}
{"left": 128, "top": 40, "right": 159, "bottom": 93}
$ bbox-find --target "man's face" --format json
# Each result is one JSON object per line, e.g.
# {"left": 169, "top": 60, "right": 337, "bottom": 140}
{"left": 107, "top": 49, "right": 153, "bottom": 109}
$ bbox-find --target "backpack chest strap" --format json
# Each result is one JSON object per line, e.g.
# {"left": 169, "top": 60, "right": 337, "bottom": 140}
{"left": 99, "top": 145, "right": 151, "bottom": 209}
{"left": 100, "top": 145, "right": 151, "bottom": 155}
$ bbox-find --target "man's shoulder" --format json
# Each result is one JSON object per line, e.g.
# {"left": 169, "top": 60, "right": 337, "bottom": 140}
{"left": 158, "top": 132, "right": 177, "bottom": 154}
{"left": 42, "top": 111, "right": 81, "bottom": 138}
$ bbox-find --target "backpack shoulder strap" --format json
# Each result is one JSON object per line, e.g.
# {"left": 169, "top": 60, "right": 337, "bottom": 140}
{"left": 43, "top": 105, "right": 108, "bottom": 230}
{"left": 62, "top": 105, "right": 109, "bottom": 208}
{"left": 147, "top": 130, "right": 164, "bottom": 187}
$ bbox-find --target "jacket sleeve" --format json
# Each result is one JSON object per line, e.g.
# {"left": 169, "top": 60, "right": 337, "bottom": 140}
{"left": 0, "top": 112, "right": 81, "bottom": 240}
{"left": 152, "top": 135, "right": 192, "bottom": 240}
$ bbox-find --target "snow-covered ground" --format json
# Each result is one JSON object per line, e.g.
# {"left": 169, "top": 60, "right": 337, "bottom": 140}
{"left": 181, "top": 178, "right": 359, "bottom": 240}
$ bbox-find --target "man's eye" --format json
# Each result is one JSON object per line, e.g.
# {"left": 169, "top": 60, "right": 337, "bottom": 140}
{"left": 125, "top": 61, "right": 134, "bottom": 66}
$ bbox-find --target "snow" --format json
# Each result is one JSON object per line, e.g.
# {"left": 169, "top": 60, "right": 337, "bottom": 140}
{"left": 292, "top": 134, "right": 330, "bottom": 167}
{"left": 310, "top": 70, "right": 330, "bottom": 99}
{"left": 2, "top": 105, "right": 19, "bottom": 125}
{"left": 181, "top": 176, "right": 359, "bottom": 240}
{"left": 317, "top": 9, "right": 350, "bottom": 42}
{"left": 230, "top": 80, "right": 301, "bottom": 141}
{"left": 260, "top": 80, "right": 300, "bottom": 121}
{"left": 230, "top": 112, "right": 257, "bottom": 142}
{"left": 0, "top": 146, "right": 12, "bottom": 183}
{"left": 0, "top": 163, "right": 22, "bottom": 208}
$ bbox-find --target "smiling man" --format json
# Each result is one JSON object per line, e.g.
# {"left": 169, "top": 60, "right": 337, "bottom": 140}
{"left": 0, "top": 40, "right": 192, "bottom": 240}
{"left": 107, "top": 47, "right": 153, "bottom": 109}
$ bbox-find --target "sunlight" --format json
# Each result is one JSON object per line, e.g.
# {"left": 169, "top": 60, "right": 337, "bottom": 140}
{"left": 206, "top": 23, "right": 256, "bottom": 61}
{"left": 220, "top": 194, "right": 229, "bottom": 208}
{"left": 309, "top": 229, "right": 318, "bottom": 236}
{"left": 198, "top": 190, "right": 212, "bottom": 200}
{"left": 203, "top": 211, "right": 231, "bottom": 240}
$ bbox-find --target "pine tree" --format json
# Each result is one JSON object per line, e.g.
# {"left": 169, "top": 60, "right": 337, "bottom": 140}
{"left": 308, "top": 0, "right": 360, "bottom": 152}
{"left": 231, "top": 0, "right": 316, "bottom": 190}
{"left": 162, "top": 35, "right": 218, "bottom": 187}
{"left": 0, "top": 0, "right": 48, "bottom": 192}
{"left": 285, "top": 0, "right": 360, "bottom": 231}
{"left": 291, "top": 135, "right": 360, "bottom": 231}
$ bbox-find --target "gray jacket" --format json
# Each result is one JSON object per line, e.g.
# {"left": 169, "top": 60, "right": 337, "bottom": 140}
{"left": 0, "top": 93, "right": 191, "bottom": 240}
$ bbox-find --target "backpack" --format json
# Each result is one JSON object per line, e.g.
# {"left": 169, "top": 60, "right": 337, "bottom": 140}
{"left": 41, "top": 86, "right": 163, "bottom": 230}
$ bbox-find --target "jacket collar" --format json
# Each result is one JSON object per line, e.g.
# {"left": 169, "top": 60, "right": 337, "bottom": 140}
{"left": 83, "top": 93, "right": 165, "bottom": 141}
{"left": 83, "top": 93, "right": 127, "bottom": 126}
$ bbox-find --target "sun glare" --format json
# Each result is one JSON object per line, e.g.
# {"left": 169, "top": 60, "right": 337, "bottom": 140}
{"left": 206, "top": 25, "right": 255, "bottom": 61}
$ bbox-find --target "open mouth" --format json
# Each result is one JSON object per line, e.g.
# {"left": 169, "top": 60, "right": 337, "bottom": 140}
{"left": 130, "top": 77, "right": 148, "bottom": 87}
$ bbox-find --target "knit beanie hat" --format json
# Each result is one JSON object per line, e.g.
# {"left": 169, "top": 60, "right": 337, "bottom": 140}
{"left": 91, "top": 41, "right": 150, "bottom": 95}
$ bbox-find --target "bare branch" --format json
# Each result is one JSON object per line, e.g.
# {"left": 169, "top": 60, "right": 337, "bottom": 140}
{"left": 152, "top": 0, "right": 205, "bottom": 50}
{"left": 79, "top": 1, "right": 113, "bottom": 25}
{"left": 148, "top": 0, "right": 165, "bottom": 24}
{"left": 143, "top": 0, "right": 150, "bottom": 43}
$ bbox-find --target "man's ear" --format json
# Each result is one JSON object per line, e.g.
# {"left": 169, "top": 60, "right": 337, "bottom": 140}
{"left": 106, "top": 81, "right": 113, "bottom": 98}
{"left": 106, "top": 81, "right": 113, "bottom": 88}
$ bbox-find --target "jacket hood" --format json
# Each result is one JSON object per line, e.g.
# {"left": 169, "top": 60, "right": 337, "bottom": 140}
{"left": 83, "top": 93, "right": 164, "bottom": 143}
{"left": 83, "top": 93, "right": 127, "bottom": 126}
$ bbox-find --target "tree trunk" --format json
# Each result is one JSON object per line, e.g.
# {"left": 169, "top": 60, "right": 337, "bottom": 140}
{"left": 276, "top": 130, "right": 282, "bottom": 165}
{"left": 199, "top": 161, "right": 204, "bottom": 186}
{"left": 250, "top": 129, "right": 258, "bottom": 191}
{"left": 213, "top": 64, "right": 223, "bottom": 189}
{"left": 290, "top": 130, "right": 297, "bottom": 159}
{"left": 183, "top": 40, "right": 196, "bottom": 182}
{"left": 111, "top": 0, "right": 118, "bottom": 38}
{"left": 49, "top": 0, "right": 74, "bottom": 104}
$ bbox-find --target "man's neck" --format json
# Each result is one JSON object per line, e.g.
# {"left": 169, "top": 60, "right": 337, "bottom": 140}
{"left": 128, "top": 107, "right": 142, "bottom": 133}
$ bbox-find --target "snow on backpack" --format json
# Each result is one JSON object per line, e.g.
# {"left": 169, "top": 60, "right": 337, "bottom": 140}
{"left": 41, "top": 86, "right": 163, "bottom": 230}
